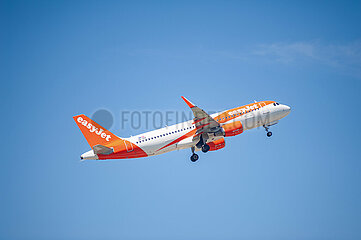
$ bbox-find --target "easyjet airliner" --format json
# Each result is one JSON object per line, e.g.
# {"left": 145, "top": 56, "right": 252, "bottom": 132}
{"left": 74, "top": 97, "right": 291, "bottom": 162}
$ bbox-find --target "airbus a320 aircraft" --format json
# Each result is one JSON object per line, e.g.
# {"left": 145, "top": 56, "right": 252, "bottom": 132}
{"left": 74, "top": 97, "right": 291, "bottom": 162}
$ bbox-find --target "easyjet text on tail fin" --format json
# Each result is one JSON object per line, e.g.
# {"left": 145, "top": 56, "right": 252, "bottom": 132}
{"left": 73, "top": 114, "right": 121, "bottom": 148}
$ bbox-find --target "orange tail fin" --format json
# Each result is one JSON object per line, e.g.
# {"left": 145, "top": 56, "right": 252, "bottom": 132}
{"left": 73, "top": 114, "right": 121, "bottom": 147}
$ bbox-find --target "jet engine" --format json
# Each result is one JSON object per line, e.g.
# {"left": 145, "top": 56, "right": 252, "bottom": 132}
{"left": 222, "top": 121, "right": 243, "bottom": 137}
{"left": 208, "top": 138, "right": 225, "bottom": 151}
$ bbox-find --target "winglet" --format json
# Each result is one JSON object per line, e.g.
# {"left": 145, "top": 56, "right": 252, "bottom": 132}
{"left": 181, "top": 96, "right": 195, "bottom": 108}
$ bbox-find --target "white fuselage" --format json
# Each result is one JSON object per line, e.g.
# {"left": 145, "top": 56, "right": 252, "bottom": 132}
{"left": 125, "top": 102, "right": 291, "bottom": 156}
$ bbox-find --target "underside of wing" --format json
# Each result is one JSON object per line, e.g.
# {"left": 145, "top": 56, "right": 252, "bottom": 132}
{"left": 181, "top": 96, "right": 221, "bottom": 138}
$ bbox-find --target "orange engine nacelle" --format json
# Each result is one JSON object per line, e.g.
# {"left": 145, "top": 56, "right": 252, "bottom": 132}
{"left": 208, "top": 138, "right": 225, "bottom": 151}
{"left": 222, "top": 121, "right": 243, "bottom": 137}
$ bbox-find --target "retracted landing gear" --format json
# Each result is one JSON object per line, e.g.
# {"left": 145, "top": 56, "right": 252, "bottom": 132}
{"left": 263, "top": 125, "right": 273, "bottom": 137}
{"left": 190, "top": 146, "right": 199, "bottom": 162}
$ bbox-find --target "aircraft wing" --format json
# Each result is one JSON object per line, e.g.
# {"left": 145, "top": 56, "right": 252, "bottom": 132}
{"left": 181, "top": 96, "right": 220, "bottom": 137}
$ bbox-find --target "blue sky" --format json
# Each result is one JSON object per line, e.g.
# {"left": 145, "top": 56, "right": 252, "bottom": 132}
{"left": 2, "top": 1, "right": 361, "bottom": 239}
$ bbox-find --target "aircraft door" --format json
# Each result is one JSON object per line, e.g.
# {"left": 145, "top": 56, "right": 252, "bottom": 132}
{"left": 260, "top": 102, "right": 270, "bottom": 125}
{"left": 124, "top": 141, "right": 134, "bottom": 152}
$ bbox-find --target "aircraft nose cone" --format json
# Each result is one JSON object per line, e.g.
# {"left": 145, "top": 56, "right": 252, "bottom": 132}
{"left": 278, "top": 104, "right": 291, "bottom": 119}
{"left": 282, "top": 105, "right": 291, "bottom": 116}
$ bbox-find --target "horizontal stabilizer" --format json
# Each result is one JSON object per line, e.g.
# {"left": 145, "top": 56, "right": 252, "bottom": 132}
{"left": 93, "top": 144, "right": 114, "bottom": 155}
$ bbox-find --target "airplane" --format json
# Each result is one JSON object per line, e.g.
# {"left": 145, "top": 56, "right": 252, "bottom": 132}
{"left": 73, "top": 97, "right": 291, "bottom": 162}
